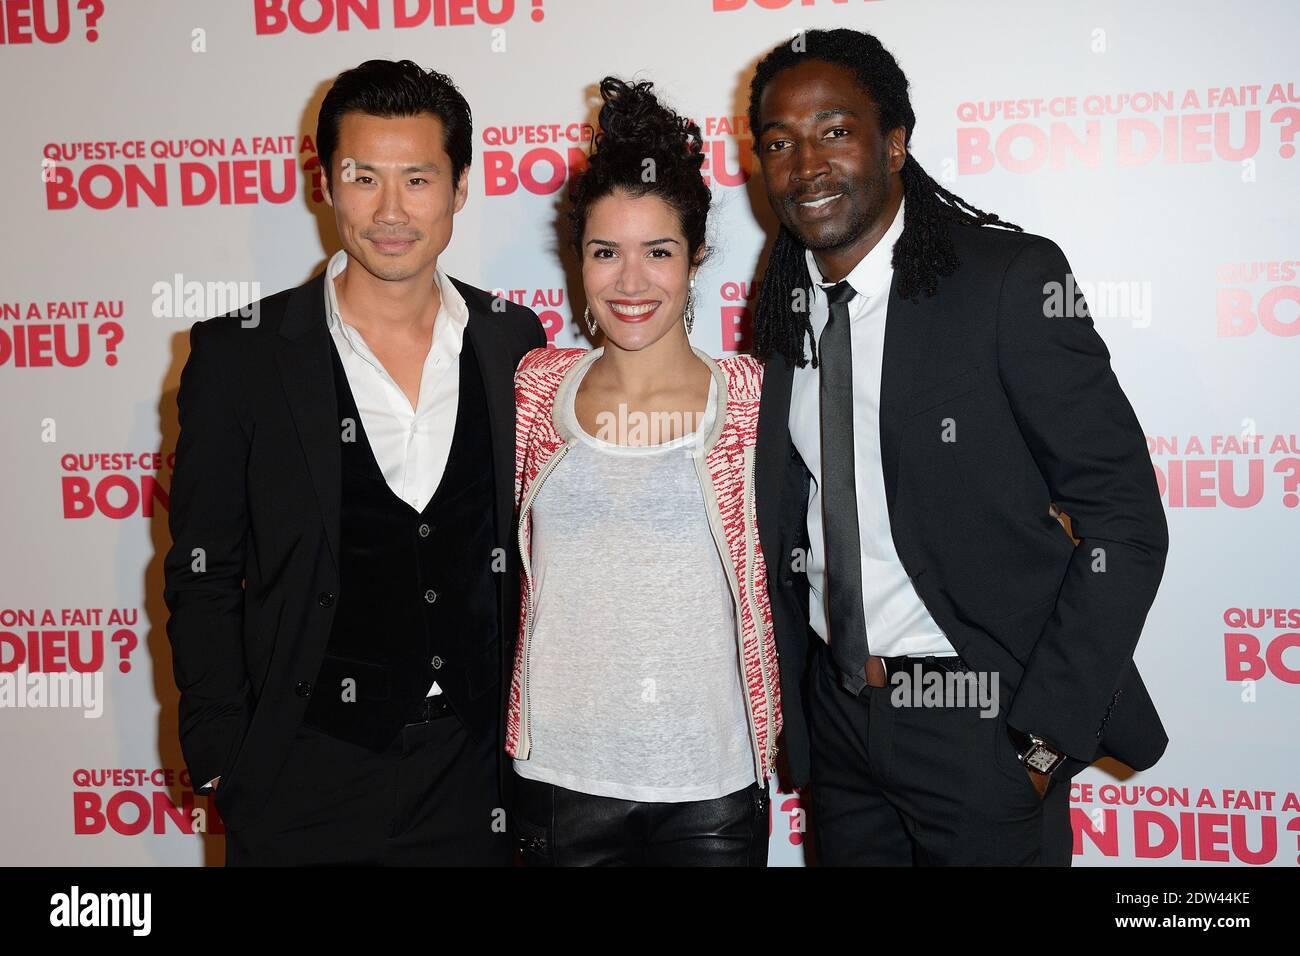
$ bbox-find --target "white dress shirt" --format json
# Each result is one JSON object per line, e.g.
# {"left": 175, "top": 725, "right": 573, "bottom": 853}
{"left": 324, "top": 249, "right": 468, "bottom": 514}
{"left": 788, "top": 198, "right": 959, "bottom": 659}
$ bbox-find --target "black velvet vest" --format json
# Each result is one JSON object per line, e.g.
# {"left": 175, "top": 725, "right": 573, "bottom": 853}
{"left": 301, "top": 331, "right": 497, "bottom": 752}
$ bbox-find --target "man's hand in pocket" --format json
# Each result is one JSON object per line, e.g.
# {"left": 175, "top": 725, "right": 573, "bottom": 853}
{"left": 1027, "top": 767, "right": 1050, "bottom": 800}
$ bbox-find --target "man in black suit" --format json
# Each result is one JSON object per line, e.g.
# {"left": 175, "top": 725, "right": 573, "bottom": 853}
{"left": 163, "top": 60, "right": 544, "bottom": 865}
{"left": 747, "top": 30, "right": 1169, "bottom": 865}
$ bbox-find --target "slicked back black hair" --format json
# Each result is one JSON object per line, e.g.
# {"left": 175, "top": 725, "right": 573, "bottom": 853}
{"left": 317, "top": 58, "right": 472, "bottom": 189}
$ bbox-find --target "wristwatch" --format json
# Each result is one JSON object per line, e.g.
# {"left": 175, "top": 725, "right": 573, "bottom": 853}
{"left": 1007, "top": 726, "right": 1066, "bottom": 776}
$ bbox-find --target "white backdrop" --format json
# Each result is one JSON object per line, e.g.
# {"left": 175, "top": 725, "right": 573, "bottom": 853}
{"left": 1, "top": 0, "right": 1296, "bottom": 866}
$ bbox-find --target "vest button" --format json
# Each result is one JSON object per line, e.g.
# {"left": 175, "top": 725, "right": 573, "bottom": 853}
{"left": 424, "top": 589, "right": 438, "bottom": 604}
{"left": 295, "top": 681, "right": 312, "bottom": 698}
{"left": 418, "top": 523, "right": 431, "bottom": 538}
{"left": 317, "top": 591, "right": 334, "bottom": 607}
{"left": 431, "top": 656, "right": 443, "bottom": 670}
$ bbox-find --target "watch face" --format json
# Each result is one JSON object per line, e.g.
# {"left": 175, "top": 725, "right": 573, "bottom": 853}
{"left": 1026, "top": 745, "right": 1058, "bottom": 774}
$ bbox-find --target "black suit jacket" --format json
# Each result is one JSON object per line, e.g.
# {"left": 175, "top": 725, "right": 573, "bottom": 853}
{"left": 162, "top": 268, "right": 544, "bottom": 831}
{"left": 756, "top": 221, "right": 1169, "bottom": 789}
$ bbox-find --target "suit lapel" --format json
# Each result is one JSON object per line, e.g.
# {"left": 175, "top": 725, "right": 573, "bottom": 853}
{"left": 878, "top": 274, "right": 941, "bottom": 517}
{"left": 275, "top": 273, "right": 342, "bottom": 573}
{"left": 272, "top": 271, "right": 518, "bottom": 583}
{"left": 456, "top": 280, "right": 515, "bottom": 560}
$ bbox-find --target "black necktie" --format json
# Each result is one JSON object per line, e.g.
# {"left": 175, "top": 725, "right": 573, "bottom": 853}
{"left": 818, "top": 279, "right": 871, "bottom": 692}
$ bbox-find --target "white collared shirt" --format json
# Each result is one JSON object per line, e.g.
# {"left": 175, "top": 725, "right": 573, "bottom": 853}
{"left": 325, "top": 248, "right": 470, "bottom": 696}
{"left": 324, "top": 248, "right": 467, "bottom": 514}
{"left": 788, "top": 198, "right": 958, "bottom": 659}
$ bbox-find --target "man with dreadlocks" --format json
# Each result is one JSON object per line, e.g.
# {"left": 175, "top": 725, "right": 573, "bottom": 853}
{"left": 747, "top": 29, "right": 1169, "bottom": 865}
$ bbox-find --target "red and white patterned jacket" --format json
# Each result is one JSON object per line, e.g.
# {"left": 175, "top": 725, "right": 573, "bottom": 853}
{"left": 505, "top": 345, "right": 783, "bottom": 784}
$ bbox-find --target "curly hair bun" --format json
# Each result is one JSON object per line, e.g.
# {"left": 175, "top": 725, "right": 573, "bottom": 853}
{"left": 568, "top": 76, "right": 712, "bottom": 264}
{"left": 591, "top": 76, "right": 704, "bottom": 174}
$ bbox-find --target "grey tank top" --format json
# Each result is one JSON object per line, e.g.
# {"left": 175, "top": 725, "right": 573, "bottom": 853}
{"left": 513, "top": 364, "right": 757, "bottom": 802}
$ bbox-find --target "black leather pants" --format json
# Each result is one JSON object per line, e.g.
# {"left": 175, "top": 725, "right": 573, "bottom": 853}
{"left": 511, "top": 773, "right": 770, "bottom": 866}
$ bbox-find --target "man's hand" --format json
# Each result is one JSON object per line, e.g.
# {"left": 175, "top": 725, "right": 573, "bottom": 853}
{"left": 1027, "top": 767, "right": 1050, "bottom": 800}
{"left": 1007, "top": 723, "right": 1056, "bottom": 800}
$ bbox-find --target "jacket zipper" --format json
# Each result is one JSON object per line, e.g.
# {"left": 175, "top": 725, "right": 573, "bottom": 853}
{"left": 693, "top": 452, "right": 766, "bottom": 785}
{"left": 514, "top": 440, "right": 572, "bottom": 759}
{"left": 742, "top": 444, "right": 777, "bottom": 773}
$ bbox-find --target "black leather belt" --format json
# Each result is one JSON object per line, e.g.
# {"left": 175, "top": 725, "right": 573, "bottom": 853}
{"left": 835, "top": 646, "right": 973, "bottom": 691}
{"left": 404, "top": 694, "right": 454, "bottom": 725}
{"left": 880, "top": 654, "right": 972, "bottom": 681}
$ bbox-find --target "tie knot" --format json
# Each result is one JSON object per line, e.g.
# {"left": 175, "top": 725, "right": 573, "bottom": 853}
{"left": 825, "top": 280, "right": 857, "bottom": 307}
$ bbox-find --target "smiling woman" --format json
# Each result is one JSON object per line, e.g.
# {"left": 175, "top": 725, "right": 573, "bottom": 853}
{"left": 505, "top": 76, "right": 782, "bottom": 867}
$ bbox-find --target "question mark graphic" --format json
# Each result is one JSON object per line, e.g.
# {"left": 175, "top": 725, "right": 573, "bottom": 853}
{"left": 303, "top": 155, "right": 323, "bottom": 203}
{"left": 1273, "top": 457, "right": 1300, "bottom": 508}
{"left": 1286, "top": 816, "right": 1300, "bottom": 864}
{"left": 1271, "top": 106, "right": 1300, "bottom": 159}
{"left": 77, "top": 0, "right": 104, "bottom": 42}
{"left": 111, "top": 628, "right": 138, "bottom": 673}
{"left": 1268, "top": 455, "right": 1300, "bottom": 509}
{"left": 780, "top": 796, "right": 804, "bottom": 846}
{"left": 98, "top": 322, "right": 123, "bottom": 366}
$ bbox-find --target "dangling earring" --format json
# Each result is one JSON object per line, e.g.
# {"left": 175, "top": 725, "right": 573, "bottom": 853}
{"left": 683, "top": 281, "right": 696, "bottom": 334}
{"left": 584, "top": 305, "right": 598, "bottom": 337}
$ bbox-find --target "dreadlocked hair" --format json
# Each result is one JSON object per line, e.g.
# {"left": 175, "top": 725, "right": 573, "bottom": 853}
{"left": 747, "top": 28, "right": 1022, "bottom": 368}
{"left": 568, "top": 76, "right": 711, "bottom": 266}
